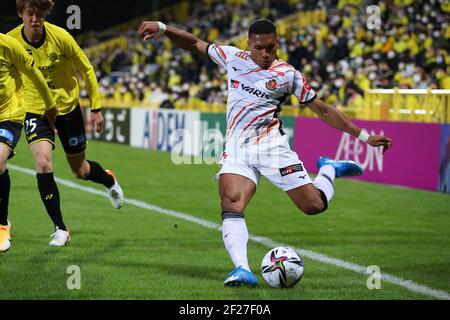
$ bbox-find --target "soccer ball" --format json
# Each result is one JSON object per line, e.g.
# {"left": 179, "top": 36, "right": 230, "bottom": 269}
{"left": 261, "top": 246, "right": 304, "bottom": 288}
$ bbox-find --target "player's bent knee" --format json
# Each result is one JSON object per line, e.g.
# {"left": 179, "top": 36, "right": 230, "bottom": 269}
{"left": 35, "top": 156, "right": 53, "bottom": 173}
{"left": 69, "top": 160, "right": 90, "bottom": 179}
{"left": 72, "top": 167, "right": 88, "bottom": 179}
{"left": 300, "top": 199, "right": 326, "bottom": 215}
{"left": 221, "top": 195, "right": 245, "bottom": 213}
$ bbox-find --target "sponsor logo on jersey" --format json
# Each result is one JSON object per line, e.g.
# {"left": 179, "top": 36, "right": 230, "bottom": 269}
{"left": 26, "top": 49, "right": 32, "bottom": 55}
{"left": 271, "top": 70, "right": 285, "bottom": 76}
{"left": 235, "top": 51, "right": 250, "bottom": 60}
{"left": 25, "top": 56, "right": 34, "bottom": 68}
{"left": 241, "top": 83, "right": 271, "bottom": 99}
{"left": 69, "top": 135, "right": 86, "bottom": 146}
{"left": 38, "top": 64, "right": 56, "bottom": 72}
{"left": 231, "top": 79, "right": 240, "bottom": 88}
{"left": 265, "top": 79, "right": 277, "bottom": 91}
{"left": 279, "top": 164, "right": 304, "bottom": 176}
{"left": 49, "top": 53, "right": 58, "bottom": 62}
{"left": 0, "top": 129, "right": 14, "bottom": 143}
{"left": 0, "top": 58, "right": 7, "bottom": 68}
{"left": 231, "top": 66, "right": 242, "bottom": 72}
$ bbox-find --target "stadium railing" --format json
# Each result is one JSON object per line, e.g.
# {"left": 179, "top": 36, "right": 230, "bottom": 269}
{"left": 81, "top": 89, "right": 450, "bottom": 123}
{"left": 361, "top": 89, "right": 450, "bottom": 123}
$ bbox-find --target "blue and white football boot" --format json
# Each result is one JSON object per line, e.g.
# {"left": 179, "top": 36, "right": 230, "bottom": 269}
{"left": 224, "top": 266, "right": 259, "bottom": 287}
{"left": 316, "top": 157, "right": 363, "bottom": 178}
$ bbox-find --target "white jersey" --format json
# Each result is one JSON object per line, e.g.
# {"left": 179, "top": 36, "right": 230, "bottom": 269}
{"left": 207, "top": 44, "right": 316, "bottom": 147}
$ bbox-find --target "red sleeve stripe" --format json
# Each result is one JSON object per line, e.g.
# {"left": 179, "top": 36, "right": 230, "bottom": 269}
{"left": 209, "top": 53, "right": 223, "bottom": 67}
{"left": 300, "top": 85, "right": 307, "bottom": 102}
{"left": 299, "top": 77, "right": 311, "bottom": 102}
{"left": 217, "top": 46, "right": 227, "bottom": 60}
{"left": 212, "top": 45, "right": 226, "bottom": 65}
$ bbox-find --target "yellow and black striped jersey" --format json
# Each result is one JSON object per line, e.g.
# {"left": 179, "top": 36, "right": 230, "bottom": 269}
{"left": 0, "top": 33, "right": 55, "bottom": 123}
{"left": 8, "top": 22, "right": 101, "bottom": 116}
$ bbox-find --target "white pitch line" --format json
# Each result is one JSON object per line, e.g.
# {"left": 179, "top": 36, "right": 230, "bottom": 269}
{"left": 9, "top": 164, "right": 450, "bottom": 300}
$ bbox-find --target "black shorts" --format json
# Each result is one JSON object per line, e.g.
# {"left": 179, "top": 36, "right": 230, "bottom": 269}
{"left": 0, "top": 121, "right": 23, "bottom": 159}
{"left": 24, "top": 105, "right": 87, "bottom": 155}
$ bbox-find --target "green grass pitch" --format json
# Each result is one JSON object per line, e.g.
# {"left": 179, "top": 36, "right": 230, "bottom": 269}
{"left": 0, "top": 137, "right": 449, "bottom": 300}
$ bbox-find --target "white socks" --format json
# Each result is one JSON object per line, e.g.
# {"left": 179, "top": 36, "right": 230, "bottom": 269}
{"left": 220, "top": 166, "right": 336, "bottom": 273}
{"left": 313, "top": 164, "right": 335, "bottom": 204}
{"left": 222, "top": 216, "right": 250, "bottom": 271}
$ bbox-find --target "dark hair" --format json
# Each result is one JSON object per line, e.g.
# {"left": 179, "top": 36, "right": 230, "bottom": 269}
{"left": 16, "top": 0, "right": 54, "bottom": 16}
{"left": 248, "top": 19, "right": 277, "bottom": 37}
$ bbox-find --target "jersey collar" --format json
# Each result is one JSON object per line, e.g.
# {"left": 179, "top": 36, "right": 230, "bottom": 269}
{"left": 21, "top": 25, "right": 46, "bottom": 49}
{"left": 249, "top": 54, "right": 280, "bottom": 70}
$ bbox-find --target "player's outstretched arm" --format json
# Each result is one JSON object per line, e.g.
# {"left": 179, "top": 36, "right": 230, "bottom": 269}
{"left": 137, "top": 21, "right": 209, "bottom": 57}
{"left": 9, "top": 36, "right": 58, "bottom": 124}
{"left": 64, "top": 32, "right": 104, "bottom": 133}
{"left": 307, "top": 98, "right": 393, "bottom": 153}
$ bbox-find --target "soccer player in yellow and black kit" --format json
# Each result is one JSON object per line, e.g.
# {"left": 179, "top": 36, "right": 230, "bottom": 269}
{"left": 0, "top": 32, "right": 57, "bottom": 252}
{"left": 8, "top": 0, "right": 124, "bottom": 247}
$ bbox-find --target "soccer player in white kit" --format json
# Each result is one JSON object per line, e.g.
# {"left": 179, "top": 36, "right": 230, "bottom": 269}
{"left": 138, "top": 19, "right": 392, "bottom": 286}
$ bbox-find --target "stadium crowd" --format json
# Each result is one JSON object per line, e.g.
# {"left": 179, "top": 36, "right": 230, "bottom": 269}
{"left": 78, "top": 0, "right": 450, "bottom": 109}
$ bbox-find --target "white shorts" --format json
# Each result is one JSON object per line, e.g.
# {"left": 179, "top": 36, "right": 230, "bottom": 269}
{"left": 215, "top": 134, "right": 312, "bottom": 191}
